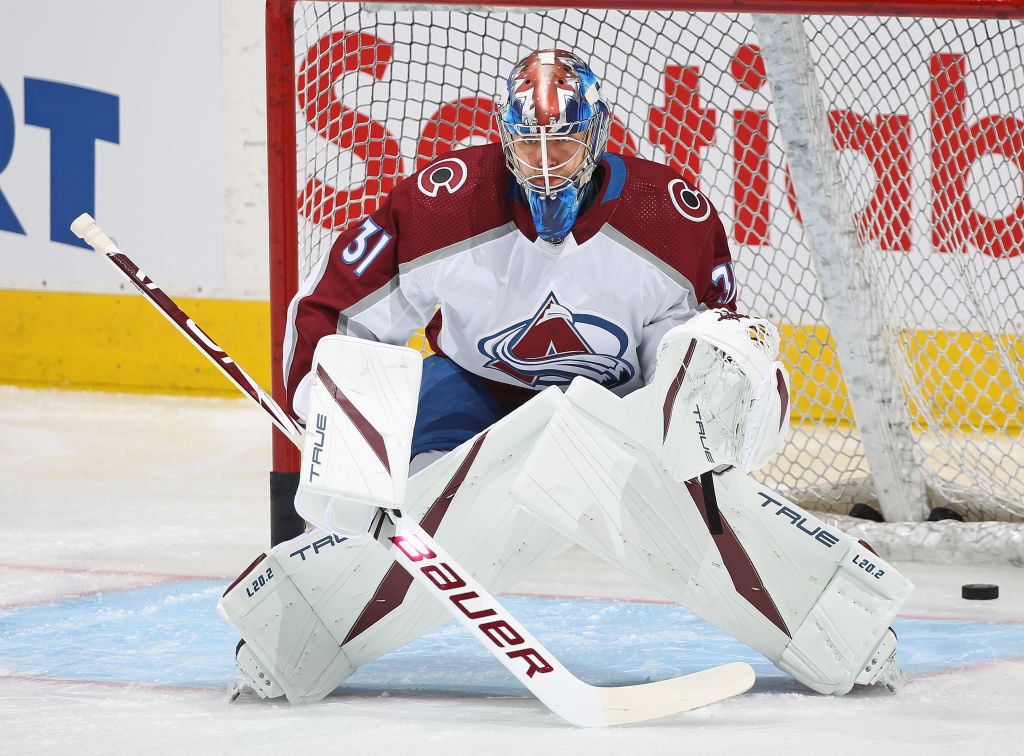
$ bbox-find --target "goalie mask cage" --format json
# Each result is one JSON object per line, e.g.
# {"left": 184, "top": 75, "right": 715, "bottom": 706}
{"left": 265, "top": 0, "right": 1024, "bottom": 550}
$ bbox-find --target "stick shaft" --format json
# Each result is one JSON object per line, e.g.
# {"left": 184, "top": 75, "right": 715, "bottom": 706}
{"left": 71, "top": 214, "right": 302, "bottom": 446}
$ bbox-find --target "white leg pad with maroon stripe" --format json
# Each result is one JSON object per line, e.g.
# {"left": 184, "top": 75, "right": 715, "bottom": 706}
{"left": 218, "top": 387, "right": 572, "bottom": 703}
{"left": 511, "top": 383, "right": 912, "bottom": 695}
{"left": 713, "top": 470, "right": 912, "bottom": 694}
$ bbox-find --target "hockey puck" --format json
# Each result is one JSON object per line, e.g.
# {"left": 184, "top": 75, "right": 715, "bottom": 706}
{"left": 961, "top": 583, "right": 999, "bottom": 600}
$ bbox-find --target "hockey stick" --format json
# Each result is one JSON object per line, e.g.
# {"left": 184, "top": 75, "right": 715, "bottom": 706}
{"left": 71, "top": 213, "right": 755, "bottom": 726}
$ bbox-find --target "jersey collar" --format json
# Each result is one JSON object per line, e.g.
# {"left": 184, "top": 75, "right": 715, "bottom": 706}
{"left": 504, "top": 155, "right": 624, "bottom": 246}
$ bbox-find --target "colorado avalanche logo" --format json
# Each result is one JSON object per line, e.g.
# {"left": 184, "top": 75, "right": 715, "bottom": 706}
{"left": 668, "top": 179, "right": 712, "bottom": 222}
{"left": 418, "top": 158, "right": 468, "bottom": 197}
{"left": 478, "top": 293, "right": 635, "bottom": 389}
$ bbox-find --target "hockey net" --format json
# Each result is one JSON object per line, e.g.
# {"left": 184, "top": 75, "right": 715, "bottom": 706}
{"left": 266, "top": 0, "right": 1024, "bottom": 555}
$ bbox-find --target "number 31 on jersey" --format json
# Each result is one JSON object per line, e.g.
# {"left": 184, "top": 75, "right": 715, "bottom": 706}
{"left": 341, "top": 218, "right": 392, "bottom": 276}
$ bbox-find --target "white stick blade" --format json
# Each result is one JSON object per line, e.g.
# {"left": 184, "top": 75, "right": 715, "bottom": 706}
{"left": 598, "top": 661, "right": 755, "bottom": 726}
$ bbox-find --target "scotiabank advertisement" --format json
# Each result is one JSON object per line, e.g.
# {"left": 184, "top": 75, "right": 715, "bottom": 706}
{"left": 2, "top": 4, "right": 1021, "bottom": 328}
{"left": 0, "top": 0, "right": 224, "bottom": 294}
{"left": 290, "top": 9, "right": 1022, "bottom": 330}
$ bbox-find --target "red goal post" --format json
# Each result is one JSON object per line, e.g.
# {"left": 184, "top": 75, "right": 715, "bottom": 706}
{"left": 265, "top": 0, "right": 1024, "bottom": 551}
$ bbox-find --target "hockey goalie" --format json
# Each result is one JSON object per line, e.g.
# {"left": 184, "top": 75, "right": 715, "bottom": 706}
{"left": 218, "top": 48, "right": 910, "bottom": 707}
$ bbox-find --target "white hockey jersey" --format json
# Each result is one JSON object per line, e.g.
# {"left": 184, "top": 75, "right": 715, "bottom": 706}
{"left": 284, "top": 143, "right": 735, "bottom": 416}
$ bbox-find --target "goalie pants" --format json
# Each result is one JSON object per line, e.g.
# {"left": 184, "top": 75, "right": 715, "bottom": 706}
{"left": 412, "top": 355, "right": 522, "bottom": 457}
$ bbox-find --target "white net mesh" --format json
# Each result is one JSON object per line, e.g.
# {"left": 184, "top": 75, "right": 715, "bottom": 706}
{"left": 277, "top": 2, "right": 1024, "bottom": 523}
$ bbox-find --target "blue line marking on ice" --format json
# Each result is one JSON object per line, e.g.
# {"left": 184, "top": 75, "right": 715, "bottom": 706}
{"left": 1, "top": 579, "right": 1021, "bottom": 695}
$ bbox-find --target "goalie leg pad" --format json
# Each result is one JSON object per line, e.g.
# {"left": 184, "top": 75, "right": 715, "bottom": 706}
{"left": 711, "top": 470, "right": 911, "bottom": 694}
{"left": 510, "top": 389, "right": 911, "bottom": 695}
{"left": 233, "top": 640, "right": 283, "bottom": 700}
{"left": 219, "top": 388, "right": 572, "bottom": 703}
{"left": 218, "top": 539, "right": 370, "bottom": 703}
{"left": 771, "top": 547, "right": 906, "bottom": 693}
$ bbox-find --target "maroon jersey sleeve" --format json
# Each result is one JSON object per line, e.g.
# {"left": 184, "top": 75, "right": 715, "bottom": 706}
{"left": 282, "top": 192, "right": 401, "bottom": 417}
{"left": 700, "top": 205, "right": 737, "bottom": 311}
{"left": 283, "top": 144, "right": 514, "bottom": 418}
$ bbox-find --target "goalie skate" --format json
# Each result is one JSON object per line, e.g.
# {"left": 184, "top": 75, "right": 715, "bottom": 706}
{"left": 855, "top": 627, "right": 903, "bottom": 692}
{"left": 228, "top": 640, "right": 285, "bottom": 701}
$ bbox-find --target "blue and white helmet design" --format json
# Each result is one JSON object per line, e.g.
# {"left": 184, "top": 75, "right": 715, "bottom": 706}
{"left": 497, "top": 49, "right": 612, "bottom": 242}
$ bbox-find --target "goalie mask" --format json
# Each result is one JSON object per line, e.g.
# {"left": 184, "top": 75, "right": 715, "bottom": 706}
{"left": 498, "top": 49, "right": 611, "bottom": 243}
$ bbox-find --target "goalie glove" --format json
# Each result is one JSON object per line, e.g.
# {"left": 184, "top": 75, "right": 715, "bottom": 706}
{"left": 654, "top": 309, "right": 791, "bottom": 479}
{"left": 294, "top": 335, "right": 422, "bottom": 536}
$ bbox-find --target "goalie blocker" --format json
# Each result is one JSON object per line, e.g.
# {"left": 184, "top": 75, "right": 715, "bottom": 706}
{"left": 219, "top": 311, "right": 909, "bottom": 703}
{"left": 293, "top": 335, "right": 422, "bottom": 536}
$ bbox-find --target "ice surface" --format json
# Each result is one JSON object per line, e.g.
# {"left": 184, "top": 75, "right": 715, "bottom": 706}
{"left": 2, "top": 386, "right": 1022, "bottom": 755}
